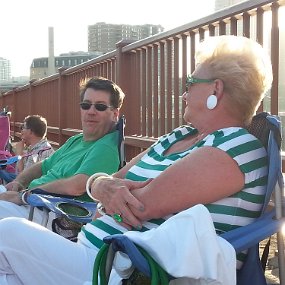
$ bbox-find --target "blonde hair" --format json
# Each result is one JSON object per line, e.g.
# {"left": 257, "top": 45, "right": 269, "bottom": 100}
{"left": 195, "top": 36, "right": 273, "bottom": 124}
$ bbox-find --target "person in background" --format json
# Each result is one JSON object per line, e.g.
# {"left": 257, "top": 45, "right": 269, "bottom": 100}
{"left": 0, "top": 35, "right": 272, "bottom": 284}
{"left": 0, "top": 115, "right": 53, "bottom": 183}
{"left": 0, "top": 76, "right": 125, "bottom": 226}
{"left": 15, "top": 115, "right": 54, "bottom": 173}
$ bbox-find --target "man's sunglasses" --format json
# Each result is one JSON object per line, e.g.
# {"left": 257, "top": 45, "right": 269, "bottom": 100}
{"left": 20, "top": 124, "right": 29, "bottom": 131}
{"left": 79, "top": 102, "right": 113, "bottom": 111}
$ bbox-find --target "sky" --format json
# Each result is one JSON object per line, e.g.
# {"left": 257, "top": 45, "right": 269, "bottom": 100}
{"left": 0, "top": 0, "right": 215, "bottom": 77}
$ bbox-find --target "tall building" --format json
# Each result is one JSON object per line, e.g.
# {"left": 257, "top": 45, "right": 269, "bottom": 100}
{"left": 0, "top": 57, "right": 11, "bottom": 82}
{"left": 88, "top": 22, "right": 164, "bottom": 53}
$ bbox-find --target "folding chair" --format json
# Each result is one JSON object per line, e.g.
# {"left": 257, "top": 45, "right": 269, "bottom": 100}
{"left": 0, "top": 107, "right": 11, "bottom": 152}
{"left": 27, "top": 116, "right": 126, "bottom": 235}
{"left": 93, "top": 112, "right": 285, "bottom": 285}
{"left": 0, "top": 107, "right": 17, "bottom": 184}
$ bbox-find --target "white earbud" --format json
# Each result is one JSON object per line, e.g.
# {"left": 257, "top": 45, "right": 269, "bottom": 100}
{"left": 206, "top": 94, "right": 217, "bottom": 110}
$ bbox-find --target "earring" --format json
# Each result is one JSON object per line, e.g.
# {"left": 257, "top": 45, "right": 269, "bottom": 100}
{"left": 206, "top": 94, "right": 217, "bottom": 110}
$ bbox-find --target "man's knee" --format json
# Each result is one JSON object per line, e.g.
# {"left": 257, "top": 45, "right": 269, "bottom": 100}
{"left": 0, "top": 200, "right": 30, "bottom": 220}
{"left": 0, "top": 217, "right": 27, "bottom": 242}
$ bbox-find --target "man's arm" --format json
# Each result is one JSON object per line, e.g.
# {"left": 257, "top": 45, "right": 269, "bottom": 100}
{"left": 33, "top": 173, "right": 88, "bottom": 196}
{"left": 5, "top": 162, "right": 43, "bottom": 191}
{"left": 1, "top": 172, "right": 88, "bottom": 205}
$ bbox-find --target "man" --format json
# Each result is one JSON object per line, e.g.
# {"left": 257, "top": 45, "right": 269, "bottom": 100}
{"left": 0, "top": 76, "right": 125, "bottom": 225}
{"left": 0, "top": 115, "right": 54, "bottom": 182}
{"left": 16, "top": 115, "right": 54, "bottom": 173}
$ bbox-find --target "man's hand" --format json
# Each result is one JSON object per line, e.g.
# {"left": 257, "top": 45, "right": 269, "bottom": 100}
{"left": 15, "top": 140, "right": 25, "bottom": 155}
{"left": 0, "top": 191, "right": 23, "bottom": 205}
{"left": 5, "top": 181, "right": 24, "bottom": 192}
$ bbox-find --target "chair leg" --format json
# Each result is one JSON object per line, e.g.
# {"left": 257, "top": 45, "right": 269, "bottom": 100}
{"left": 277, "top": 232, "right": 285, "bottom": 285}
{"left": 28, "top": 206, "right": 35, "bottom": 221}
{"left": 105, "top": 246, "right": 115, "bottom": 281}
{"left": 41, "top": 208, "right": 50, "bottom": 227}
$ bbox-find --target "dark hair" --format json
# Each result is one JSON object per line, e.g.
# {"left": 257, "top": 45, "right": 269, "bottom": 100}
{"left": 79, "top": 76, "right": 125, "bottom": 109}
{"left": 24, "top": 115, "right": 47, "bottom": 138}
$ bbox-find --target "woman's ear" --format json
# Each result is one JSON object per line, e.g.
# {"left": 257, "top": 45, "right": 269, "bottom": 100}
{"left": 214, "top": 79, "right": 224, "bottom": 100}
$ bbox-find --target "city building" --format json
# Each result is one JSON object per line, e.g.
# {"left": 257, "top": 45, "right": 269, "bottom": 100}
{"left": 0, "top": 76, "right": 29, "bottom": 94}
{"left": 30, "top": 27, "right": 103, "bottom": 80}
{"left": 0, "top": 57, "right": 11, "bottom": 82}
{"left": 30, "top": 51, "right": 103, "bottom": 80}
{"left": 88, "top": 22, "right": 164, "bottom": 53}
{"left": 215, "top": 0, "right": 245, "bottom": 10}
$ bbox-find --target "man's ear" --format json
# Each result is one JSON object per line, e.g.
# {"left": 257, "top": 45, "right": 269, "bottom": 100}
{"left": 112, "top": 108, "right": 120, "bottom": 121}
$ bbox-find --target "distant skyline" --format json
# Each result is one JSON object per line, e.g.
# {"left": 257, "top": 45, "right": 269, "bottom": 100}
{"left": 0, "top": 0, "right": 215, "bottom": 77}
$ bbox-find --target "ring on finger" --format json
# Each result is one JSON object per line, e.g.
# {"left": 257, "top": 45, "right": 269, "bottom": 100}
{"left": 113, "top": 213, "right": 123, "bottom": 223}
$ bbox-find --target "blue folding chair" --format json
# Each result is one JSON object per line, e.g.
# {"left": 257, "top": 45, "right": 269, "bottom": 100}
{"left": 94, "top": 112, "right": 285, "bottom": 285}
{"left": 0, "top": 155, "right": 20, "bottom": 182}
{"left": 27, "top": 116, "right": 126, "bottom": 232}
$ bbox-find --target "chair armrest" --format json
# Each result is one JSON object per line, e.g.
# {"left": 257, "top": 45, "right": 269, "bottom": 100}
{"left": 27, "top": 191, "right": 97, "bottom": 224}
{"left": 221, "top": 212, "right": 285, "bottom": 252}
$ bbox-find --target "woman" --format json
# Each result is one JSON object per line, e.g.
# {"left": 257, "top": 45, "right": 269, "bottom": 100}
{"left": 0, "top": 35, "right": 272, "bottom": 284}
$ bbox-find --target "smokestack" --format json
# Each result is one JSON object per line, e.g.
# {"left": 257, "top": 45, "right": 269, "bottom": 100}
{"left": 48, "top": 27, "right": 56, "bottom": 75}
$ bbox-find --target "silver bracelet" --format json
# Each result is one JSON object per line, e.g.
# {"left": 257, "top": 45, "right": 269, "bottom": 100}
{"left": 97, "top": 202, "right": 106, "bottom": 216}
{"left": 18, "top": 190, "right": 30, "bottom": 205}
{"left": 85, "top": 172, "right": 110, "bottom": 201}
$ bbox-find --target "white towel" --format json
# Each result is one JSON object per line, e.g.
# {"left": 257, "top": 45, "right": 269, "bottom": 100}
{"left": 122, "top": 204, "right": 236, "bottom": 285}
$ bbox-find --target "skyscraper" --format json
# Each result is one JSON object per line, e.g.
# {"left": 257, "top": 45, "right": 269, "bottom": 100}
{"left": 88, "top": 22, "right": 164, "bottom": 53}
{"left": 0, "top": 58, "right": 11, "bottom": 82}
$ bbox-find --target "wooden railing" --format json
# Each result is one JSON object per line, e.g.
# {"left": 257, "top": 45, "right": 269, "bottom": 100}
{"left": 1, "top": 0, "right": 285, "bottom": 163}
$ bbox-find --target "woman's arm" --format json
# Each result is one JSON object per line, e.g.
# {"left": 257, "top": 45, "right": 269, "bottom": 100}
{"left": 130, "top": 146, "right": 244, "bottom": 221}
{"left": 93, "top": 146, "right": 244, "bottom": 228}
{"left": 91, "top": 148, "right": 150, "bottom": 228}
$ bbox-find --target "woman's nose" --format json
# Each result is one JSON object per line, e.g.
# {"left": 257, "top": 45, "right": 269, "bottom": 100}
{"left": 181, "top": 92, "right": 188, "bottom": 101}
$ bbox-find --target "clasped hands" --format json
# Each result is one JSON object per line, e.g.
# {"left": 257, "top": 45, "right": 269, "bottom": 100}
{"left": 91, "top": 176, "right": 151, "bottom": 230}
{"left": 0, "top": 181, "right": 27, "bottom": 205}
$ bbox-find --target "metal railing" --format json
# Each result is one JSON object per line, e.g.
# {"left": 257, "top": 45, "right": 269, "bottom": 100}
{"left": 1, "top": 0, "right": 285, "bottom": 162}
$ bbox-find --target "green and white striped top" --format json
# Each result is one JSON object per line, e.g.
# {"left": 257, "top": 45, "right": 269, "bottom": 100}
{"left": 78, "top": 125, "right": 268, "bottom": 268}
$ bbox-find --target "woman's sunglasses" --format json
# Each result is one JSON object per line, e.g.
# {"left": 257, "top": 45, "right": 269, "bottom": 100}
{"left": 79, "top": 102, "right": 113, "bottom": 111}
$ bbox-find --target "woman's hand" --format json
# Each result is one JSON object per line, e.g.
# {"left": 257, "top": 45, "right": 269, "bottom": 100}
{"left": 91, "top": 177, "right": 151, "bottom": 229}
